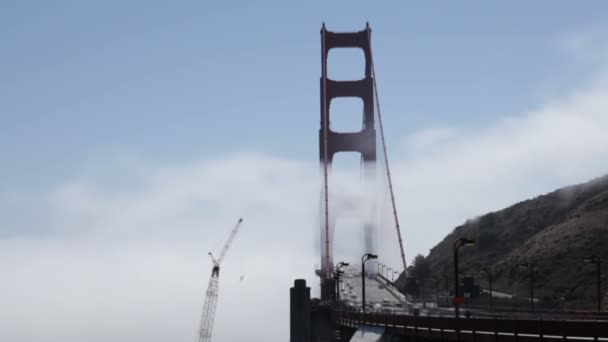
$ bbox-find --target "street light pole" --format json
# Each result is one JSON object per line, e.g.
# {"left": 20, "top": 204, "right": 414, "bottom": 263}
{"left": 453, "top": 237, "right": 475, "bottom": 319}
{"left": 442, "top": 275, "right": 449, "bottom": 306}
{"left": 518, "top": 263, "right": 534, "bottom": 312}
{"left": 335, "top": 262, "right": 350, "bottom": 302}
{"left": 598, "top": 259, "right": 601, "bottom": 312}
{"left": 361, "top": 253, "right": 378, "bottom": 314}
{"left": 584, "top": 255, "right": 602, "bottom": 312}
{"left": 434, "top": 277, "right": 440, "bottom": 308}
{"left": 481, "top": 268, "right": 493, "bottom": 309}
{"left": 453, "top": 247, "right": 459, "bottom": 317}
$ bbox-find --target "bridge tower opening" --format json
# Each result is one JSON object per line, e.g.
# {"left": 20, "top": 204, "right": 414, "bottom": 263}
{"left": 318, "top": 23, "right": 377, "bottom": 300}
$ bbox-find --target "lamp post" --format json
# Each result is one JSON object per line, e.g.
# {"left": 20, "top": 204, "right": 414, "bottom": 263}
{"left": 518, "top": 263, "right": 534, "bottom": 312}
{"left": 433, "top": 277, "right": 440, "bottom": 308}
{"left": 453, "top": 237, "right": 475, "bottom": 319}
{"left": 335, "top": 262, "right": 350, "bottom": 301}
{"left": 584, "top": 255, "right": 602, "bottom": 312}
{"left": 361, "top": 253, "right": 378, "bottom": 314}
{"left": 334, "top": 269, "right": 344, "bottom": 301}
{"left": 442, "top": 275, "right": 449, "bottom": 306}
{"left": 480, "top": 268, "right": 493, "bottom": 309}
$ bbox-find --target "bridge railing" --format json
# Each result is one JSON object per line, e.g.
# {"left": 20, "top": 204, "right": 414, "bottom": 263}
{"left": 464, "top": 304, "right": 608, "bottom": 319}
{"left": 334, "top": 309, "right": 608, "bottom": 340}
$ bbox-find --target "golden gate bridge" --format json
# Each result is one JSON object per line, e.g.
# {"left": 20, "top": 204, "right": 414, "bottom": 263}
{"left": 289, "top": 23, "right": 608, "bottom": 342}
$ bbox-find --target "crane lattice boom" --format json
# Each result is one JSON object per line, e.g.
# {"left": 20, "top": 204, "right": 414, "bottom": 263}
{"left": 197, "top": 267, "right": 219, "bottom": 342}
{"left": 217, "top": 217, "right": 243, "bottom": 265}
{"left": 196, "top": 218, "right": 243, "bottom": 342}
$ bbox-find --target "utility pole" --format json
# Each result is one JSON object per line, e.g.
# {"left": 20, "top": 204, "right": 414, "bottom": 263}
{"left": 584, "top": 255, "right": 602, "bottom": 312}
{"left": 518, "top": 263, "right": 534, "bottom": 312}
{"left": 453, "top": 237, "right": 475, "bottom": 319}
{"left": 481, "top": 268, "right": 493, "bottom": 309}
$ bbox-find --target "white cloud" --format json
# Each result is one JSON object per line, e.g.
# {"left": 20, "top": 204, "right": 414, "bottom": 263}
{"left": 1, "top": 156, "right": 323, "bottom": 342}
{"left": 403, "top": 126, "right": 462, "bottom": 157}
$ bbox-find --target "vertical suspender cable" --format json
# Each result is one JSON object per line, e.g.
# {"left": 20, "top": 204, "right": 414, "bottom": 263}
{"left": 367, "top": 28, "right": 408, "bottom": 274}
{"left": 321, "top": 24, "right": 331, "bottom": 279}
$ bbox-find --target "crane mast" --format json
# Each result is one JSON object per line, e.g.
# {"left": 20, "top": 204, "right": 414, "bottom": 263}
{"left": 196, "top": 218, "right": 243, "bottom": 342}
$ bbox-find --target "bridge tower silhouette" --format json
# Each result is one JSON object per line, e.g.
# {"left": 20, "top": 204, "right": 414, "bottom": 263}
{"left": 318, "top": 23, "right": 377, "bottom": 300}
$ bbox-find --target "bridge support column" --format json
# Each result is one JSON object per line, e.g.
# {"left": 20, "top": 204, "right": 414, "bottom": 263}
{"left": 318, "top": 23, "right": 378, "bottom": 299}
{"left": 290, "top": 279, "right": 311, "bottom": 342}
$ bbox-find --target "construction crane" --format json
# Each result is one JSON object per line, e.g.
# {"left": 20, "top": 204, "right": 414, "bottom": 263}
{"left": 196, "top": 217, "right": 243, "bottom": 342}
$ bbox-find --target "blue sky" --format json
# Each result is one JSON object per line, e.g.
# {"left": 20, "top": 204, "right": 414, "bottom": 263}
{"left": 4, "top": 2, "right": 608, "bottom": 341}
{"left": 3, "top": 1, "right": 608, "bottom": 191}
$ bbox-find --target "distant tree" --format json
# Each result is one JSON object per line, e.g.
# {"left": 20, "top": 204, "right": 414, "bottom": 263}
{"left": 477, "top": 230, "right": 498, "bottom": 249}
{"left": 403, "top": 276, "right": 420, "bottom": 295}
{"left": 409, "top": 255, "right": 431, "bottom": 304}
{"left": 410, "top": 254, "right": 431, "bottom": 281}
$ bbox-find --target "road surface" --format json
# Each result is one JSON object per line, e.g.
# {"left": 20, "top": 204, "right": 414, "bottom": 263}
{"left": 338, "top": 266, "right": 406, "bottom": 312}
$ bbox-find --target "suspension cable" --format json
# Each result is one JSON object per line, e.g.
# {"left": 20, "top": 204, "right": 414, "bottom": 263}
{"left": 367, "top": 28, "right": 408, "bottom": 274}
{"left": 321, "top": 24, "right": 331, "bottom": 279}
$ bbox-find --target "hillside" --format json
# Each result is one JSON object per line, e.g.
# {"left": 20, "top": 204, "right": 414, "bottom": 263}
{"left": 399, "top": 175, "right": 608, "bottom": 308}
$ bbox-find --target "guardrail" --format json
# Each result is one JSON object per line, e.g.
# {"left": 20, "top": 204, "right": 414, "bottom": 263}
{"left": 334, "top": 310, "right": 608, "bottom": 341}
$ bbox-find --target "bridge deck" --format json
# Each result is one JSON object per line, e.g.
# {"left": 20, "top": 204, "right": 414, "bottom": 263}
{"left": 336, "top": 310, "right": 608, "bottom": 341}
{"left": 339, "top": 267, "right": 406, "bottom": 312}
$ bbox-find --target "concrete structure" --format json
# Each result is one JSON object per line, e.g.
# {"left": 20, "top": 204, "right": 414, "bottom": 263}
{"left": 461, "top": 276, "right": 481, "bottom": 299}
{"left": 290, "top": 279, "right": 311, "bottom": 342}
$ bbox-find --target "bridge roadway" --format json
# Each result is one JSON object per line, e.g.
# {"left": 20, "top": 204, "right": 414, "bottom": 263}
{"left": 339, "top": 271, "right": 452, "bottom": 318}
{"left": 337, "top": 266, "right": 407, "bottom": 313}
{"left": 339, "top": 271, "right": 608, "bottom": 322}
